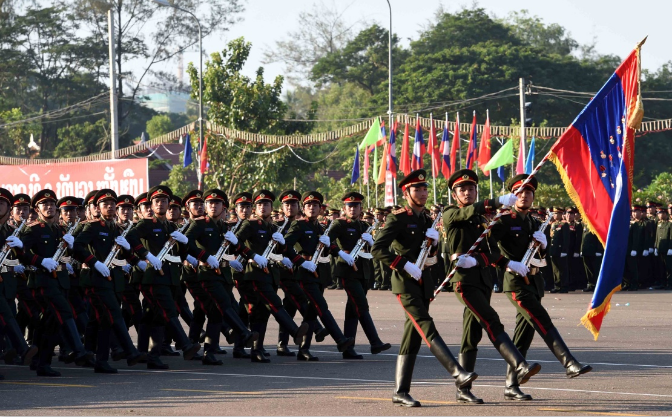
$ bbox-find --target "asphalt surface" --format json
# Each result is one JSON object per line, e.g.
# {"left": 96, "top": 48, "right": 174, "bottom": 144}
{"left": 1, "top": 288, "right": 671, "bottom": 416}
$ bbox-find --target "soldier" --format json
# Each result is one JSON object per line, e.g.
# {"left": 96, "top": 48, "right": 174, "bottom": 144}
{"left": 0, "top": 188, "right": 38, "bottom": 376}
{"left": 443, "top": 170, "right": 541, "bottom": 404}
{"left": 230, "top": 192, "right": 254, "bottom": 359}
{"left": 327, "top": 192, "right": 391, "bottom": 360}
{"left": 580, "top": 225, "right": 603, "bottom": 293}
{"left": 371, "top": 208, "right": 388, "bottom": 291}
{"left": 72, "top": 189, "right": 147, "bottom": 373}
{"left": 184, "top": 188, "right": 259, "bottom": 365}
{"left": 130, "top": 193, "right": 152, "bottom": 356}
{"left": 646, "top": 201, "right": 663, "bottom": 289}
{"left": 324, "top": 208, "right": 340, "bottom": 290}
{"left": 490, "top": 175, "right": 592, "bottom": 401}
{"left": 19, "top": 190, "right": 94, "bottom": 376}
{"left": 234, "top": 190, "right": 310, "bottom": 363}
{"left": 624, "top": 205, "right": 648, "bottom": 291}
{"left": 549, "top": 207, "right": 570, "bottom": 293}
{"left": 125, "top": 185, "right": 201, "bottom": 369}
{"left": 371, "top": 170, "right": 478, "bottom": 408}
{"left": 282, "top": 191, "right": 355, "bottom": 355}
{"left": 656, "top": 205, "right": 672, "bottom": 290}
{"left": 564, "top": 208, "right": 584, "bottom": 291}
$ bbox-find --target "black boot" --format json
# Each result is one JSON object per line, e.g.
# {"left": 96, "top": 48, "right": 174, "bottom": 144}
{"left": 110, "top": 321, "right": 146, "bottom": 366}
{"left": 492, "top": 333, "right": 541, "bottom": 385}
{"left": 36, "top": 332, "right": 60, "bottom": 377}
{"left": 272, "top": 307, "right": 309, "bottom": 346}
{"left": 62, "top": 319, "right": 94, "bottom": 366}
{"left": 4, "top": 318, "right": 38, "bottom": 365}
{"left": 320, "top": 310, "right": 354, "bottom": 352}
{"left": 342, "top": 318, "right": 362, "bottom": 360}
{"left": 220, "top": 323, "right": 235, "bottom": 345}
{"left": 223, "top": 307, "right": 258, "bottom": 348}
{"left": 542, "top": 327, "right": 592, "bottom": 378}
{"left": 359, "top": 312, "right": 391, "bottom": 354}
{"left": 297, "top": 321, "right": 318, "bottom": 361}
{"left": 232, "top": 332, "right": 251, "bottom": 359}
{"left": 392, "top": 354, "right": 421, "bottom": 407}
{"left": 147, "top": 326, "right": 169, "bottom": 369}
{"left": 136, "top": 324, "right": 149, "bottom": 354}
{"left": 314, "top": 321, "right": 329, "bottom": 343}
{"left": 456, "top": 352, "right": 484, "bottom": 404}
{"left": 428, "top": 335, "right": 478, "bottom": 389}
{"left": 167, "top": 317, "right": 201, "bottom": 361}
{"left": 250, "top": 322, "right": 270, "bottom": 363}
{"left": 202, "top": 321, "right": 223, "bottom": 365}
{"left": 504, "top": 364, "right": 532, "bottom": 401}
{"left": 94, "top": 360, "right": 118, "bottom": 374}
{"left": 94, "top": 327, "right": 118, "bottom": 373}
{"left": 276, "top": 329, "right": 296, "bottom": 357}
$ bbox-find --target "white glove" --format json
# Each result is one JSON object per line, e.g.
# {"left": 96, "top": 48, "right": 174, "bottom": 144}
{"left": 655, "top": 249, "right": 659, "bottom": 256}
{"left": 146, "top": 253, "right": 162, "bottom": 271}
{"left": 186, "top": 255, "right": 198, "bottom": 267}
{"left": 137, "top": 260, "right": 147, "bottom": 271}
{"left": 281, "top": 257, "right": 293, "bottom": 269}
{"left": 560, "top": 253, "right": 567, "bottom": 258}
{"left": 630, "top": 250, "right": 637, "bottom": 257}
{"left": 456, "top": 255, "right": 478, "bottom": 269}
{"left": 206, "top": 255, "right": 219, "bottom": 269}
{"left": 403, "top": 262, "right": 422, "bottom": 281}
{"left": 361, "top": 233, "right": 374, "bottom": 246}
{"left": 122, "top": 264, "right": 131, "bottom": 274}
{"left": 596, "top": 253, "right": 602, "bottom": 257}
{"left": 5, "top": 236, "right": 23, "bottom": 249}
{"left": 319, "top": 235, "right": 330, "bottom": 246}
{"left": 14, "top": 264, "right": 25, "bottom": 274}
{"left": 300, "top": 260, "right": 317, "bottom": 273}
{"left": 650, "top": 248, "right": 654, "bottom": 253}
{"left": 272, "top": 232, "right": 285, "bottom": 245}
{"left": 338, "top": 250, "right": 354, "bottom": 266}
{"left": 507, "top": 260, "right": 529, "bottom": 276}
{"left": 94, "top": 260, "right": 110, "bottom": 277}
{"left": 532, "top": 231, "right": 547, "bottom": 249}
{"left": 224, "top": 231, "right": 238, "bottom": 245}
{"left": 230, "top": 260, "right": 243, "bottom": 272}
{"left": 425, "top": 228, "right": 439, "bottom": 246}
{"left": 41, "top": 258, "right": 58, "bottom": 272}
{"left": 253, "top": 254, "right": 268, "bottom": 269}
{"left": 63, "top": 233, "right": 74, "bottom": 249}
{"left": 643, "top": 250, "right": 649, "bottom": 257}
{"left": 170, "top": 231, "right": 188, "bottom": 244}
{"left": 498, "top": 193, "right": 518, "bottom": 207}
{"left": 66, "top": 263, "right": 74, "bottom": 275}
{"left": 115, "top": 236, "right": 130, "bottom": 250}
{"left": 573, "top": 253, "right": 580, "bottom": 258}
{"left": 668, "top": 249, "right": 672, "bottom": 256}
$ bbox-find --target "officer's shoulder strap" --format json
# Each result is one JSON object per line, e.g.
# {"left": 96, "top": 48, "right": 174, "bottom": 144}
{"left": 392, "top": 207, "right": 406, "bottom": 215}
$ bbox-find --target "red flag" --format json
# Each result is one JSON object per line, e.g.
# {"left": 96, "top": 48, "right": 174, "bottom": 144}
{"left": 400, "top": 122, "right": 411, "bottom": 176}
{"left": 477, "top": 112, "right": 492, "bottom": 176}
{"left": 516, "top": 136, "right": 526, "bottom": 174}
{"left": 199, "top": 136, "right": 208, "bottom": 175}
{"left": 449, "top": 113, "right": 460, "bottom": 175}
{"left": 427, "top": 114, "right": 441, "bottom": 178}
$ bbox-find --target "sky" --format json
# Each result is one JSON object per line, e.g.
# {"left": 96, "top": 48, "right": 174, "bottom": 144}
{"left": 139, "top": 0, "right": 670, "bottom": 90}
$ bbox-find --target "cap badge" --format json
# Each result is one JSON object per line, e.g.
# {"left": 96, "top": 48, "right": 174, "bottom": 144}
{"left": 418, "top": 174, "right": 425, "bottom": 180}
{"left": 349, "top": 196, "right": 355, "bottom": 201}
{"left": 211, "top": 193, "right": 217, "bottom": 198}
{"left": 66, "top": 200, "right": 72, "bottom": 205}
{"left": 45, "top": 193, "right": 51, "bottom": 198}
{"left": 462, "top": 174, "right": 469, "bottom": 180}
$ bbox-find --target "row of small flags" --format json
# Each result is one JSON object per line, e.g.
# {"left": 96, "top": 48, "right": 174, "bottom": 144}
{"left": 182, "top": 133, "right": 209, "bottom": 175}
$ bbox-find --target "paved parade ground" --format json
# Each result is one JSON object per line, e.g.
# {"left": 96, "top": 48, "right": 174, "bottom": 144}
{"left": 1, "top": 288, "right": 671, "bottom": 416}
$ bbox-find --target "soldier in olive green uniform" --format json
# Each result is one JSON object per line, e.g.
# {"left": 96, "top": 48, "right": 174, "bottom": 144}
{"left": 654, "top": 206, "right": 672, "bottom": 289}
{"left": 549, "top": 207, "right": 570, "bottom": 293}
{"left": 230, "top": 192, "right": 254, "bottom": 359}
{"left": 371, "top": 170, "right": 477, "bottom": 408}
{"left": 185, "top": 188, "right": 259, "bottom": 365}
{"left": 371, "top": 208, "right": 388, "bottom": 290}
{"left": 581, "top": 227, "right": 603, "bottom": 292}
{"left": 327, "top": 192, "right": 391, "bottom": 360}
{"left": 443, "top": 170, "right": 541, "bottom": 404}
{"left": 125, "top": 185, "right": 201, "bottom": 369}
{"left": 283, "top": 191, "right": 355, "bottom": 355}
{"left": 234, "top": 190, "right": 310, "bottom": 363}
{"left": 19, "top": 189, "right": 94, "bottom": 376}
{"left": 565, "top": 208, "right": 585, "bottom": 290}
{"left": 73, "top": 189, "right": 146, "bottom": 373}
{"left": 491, "top": 174, "right": 592, "bottom": 401}
{"left": 11, "top": 193, "right": 38, "bottom": 343}
{"left": 624, "top": 205, "right": 648, "bottom": 291}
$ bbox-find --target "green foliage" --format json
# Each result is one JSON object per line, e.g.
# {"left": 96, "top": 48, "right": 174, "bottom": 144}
{"left": 145, "top": 114, "right": 173, "bottom": 139}
{"left": 0, "top": 108, "right": 41, "bottom": 157}
{"left": 162, "top": 153, "right": 196, "bottom": 197}
{"left": 53, "top": 119, "right": 109, "bottom": 158}
{"left": 500, "top": 10, "right": 578, "bottom": 56}
{"left": 634, "top": 173, "right": 672, "bottom": 204}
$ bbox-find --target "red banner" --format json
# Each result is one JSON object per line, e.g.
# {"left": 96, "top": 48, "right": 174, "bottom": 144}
{"left": 0, "top": 158, "right": 148, "bottom": 198}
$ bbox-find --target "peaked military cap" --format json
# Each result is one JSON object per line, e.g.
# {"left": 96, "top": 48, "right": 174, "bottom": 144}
{"left": 374, "top": 207, "right": 386, "bottom": 215}
{"left": 342, "top": 192, "right": 364, "bottom": 203}
{"left": 31, "top": 189, "right": 57, "bottom": 208}
{"left": 565, "top": 207, "right": 578, "bottom": 214}
{"left": 135, "top": 192, "right": 149, "bottom": 207}
{"left": 301, "top": 191, "right": 324, "bottom": 205}
{"left": 57, "top": 196, "right": 78, "bottom": 209}
{"left": 253, "top": 190, "right": 275, "bottom": 204}
{"left": 449, "top": 169, "right": 478, "bottom": 189}
{"left": 94, "top": 189, "right": 117, "bottom": 205}
{"left": 399, "top": 169, "right": 429, "bottom": 191}
{"left": 0, "top": 188, "right": 13, "bottom": 205}
{"left": 183, "top": 189, "right": 204, "bottom": 206}
{"left": 148, "top": 185, "right": 172, "bottom": 200}
{"left": 116, "top": 195, "right": 134, "bottom": 207}
{"left": 631, "top": 204, "right": 645, "bottom": 211}
{"left": 328, "top": 208, "right": 340, "bottom": 215}
{"left": 363, "top": 212, "right": 374, "bottom": 220}
{"left": 12, "top": 193, "right": 30, "bottom": 207}
{"left": 84, "top": 190, "right": 99, "bottom": 206}
{"left": 169, "top": 195, "right": 182, "bottom": 207}
{"left": 279, "top": 190, "right": 301, "bottom": 203}
{"left": 204, "top": 189, "right": 229, "bottom": 207}
{"left": 506, "top": 174, "right": 538, "bottom": 193}
{"left": 233, "top": 192, "right": 252, "bottom": 205}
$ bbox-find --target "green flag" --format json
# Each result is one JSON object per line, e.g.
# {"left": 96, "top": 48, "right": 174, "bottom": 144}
{"left": 482, "top": 139, "right": 514, "bottom": 171}
{"left": 359, "top": 118, "right": 381, "bottom": 150}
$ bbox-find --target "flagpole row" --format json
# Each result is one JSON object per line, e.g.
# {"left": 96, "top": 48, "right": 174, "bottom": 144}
{"left": 431, "top": 154, "right": 551, "bottom": 300}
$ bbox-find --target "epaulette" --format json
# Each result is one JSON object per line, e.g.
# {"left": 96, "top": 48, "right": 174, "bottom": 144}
{"left": 499, "top": 210, "right": 512, "bottom": 216}
{"left": 82, "top": 219, "right": 97, "bottom": 224}
{"left": 26, "top": 221, "right": 41, "bottom": 227}
{"left": 392, "top": 207, "right": 406, "bottom": 215}
{"left": 153, "top": 218, "right": 158, "bottom": 223}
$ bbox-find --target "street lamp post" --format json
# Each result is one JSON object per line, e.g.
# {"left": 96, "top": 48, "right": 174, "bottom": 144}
{"left": 152, "top": 0, "right": 204, "bottom": 188}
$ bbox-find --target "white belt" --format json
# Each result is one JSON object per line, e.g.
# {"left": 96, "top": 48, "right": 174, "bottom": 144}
{"left": 221, "top": 254, "right": 236, "bottom": 262}
{"left": 268, "top": 253, "right": 284, "bottom": 263}
{"left": 424, "top": 256, "right": 438, "bottom": 268}
{"left": 2, "top": 259, "right": 19, "bottom": 267}
{"left": 164, "top": 255, "right": 181, "bottom": 263}
{"left": 357, "top": 252, "right": 373, "bottom": 259}
{"left": 317, "top": 255, "right": 331, "bottom": 264}
{"left": 111, "top": 259, "right": 128, "bottom": 267}
{"left": 60, "top": 256, "right": 72, "bottom": 263}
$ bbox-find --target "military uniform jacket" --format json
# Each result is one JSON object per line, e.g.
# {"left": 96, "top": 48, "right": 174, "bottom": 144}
{"left": 628, "top": 220, "right": 649, "bottom": 254}
{"left": 272, "top": 219, "right": 296, "bottom": 282}
{"left": 490, "top": 210, "right": 546, "bottom": 296}
{"left": 0, "top": 221, "right": 21, "bottom": 299}
{"left": 185, "top": 216, "right": 240, "bottom": 284}
{"left": 442, "top": 200, "right": 505, "bottom": 291}
{"left": 581, "top": 227, "right": 603, "bottom": 256}
{"left": 19, "top": 219, "right": 70, "bottom": 290}
{"left": 125, "top": 216, "right": 187, "bottom": 286}
{"left": 645, "top": 218, "right": 657, "bottom": 250}
{"left": 567, "top": 221, "right": 582, "bottom": 255}
{"left": 283, "top": 218, "right": 328, "bottom": 283}
{"left": 549, "top": 221, "right": 570, "bottom": 257}
{"left": 73, "top": 219, "right": 137, "bottom": 291}
{"left": 235, "top": 218, "right": 278, "bottom": 283}
{"left": 371, "top": 206, "right": 436, "bottom": 299}
{"left": 327, "top": 217, "right": 368, "bottom": 280}
{"left": 655, "top": 220, "right": 671, "bottom": 254}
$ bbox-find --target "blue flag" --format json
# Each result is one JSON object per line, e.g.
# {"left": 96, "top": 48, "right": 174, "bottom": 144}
{"left": 183, "top": 134, "right": 193, "bottom": 167}
{"left": 497, "top": 165, "right": 506, "bottom": 182}
{"left": 350, "top": 147, "right": 360, "bottom": 185}
{"left": 524, "top": 136, "right": 535, "bottom": 174}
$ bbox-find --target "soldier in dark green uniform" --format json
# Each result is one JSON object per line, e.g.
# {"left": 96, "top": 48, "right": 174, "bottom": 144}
{"left": 283, "top": 191, "right": 355, "bottom": 355}
{"left": 565, "top": 208, "right": 584, "bottom": 291}
{"left": 327, "top": 192, "right": 391, "bottom": 360}
{"left": 10, "top": 193, "right": 37, "bottom": 342}
{"left": 234, "top": 190, "right": 310, "bottom": 363}
{"left": 549, "top": 207, "right": 570, "bottom": 293}
{"left": 230, "top": 192, "right": 254, "bottom": 359}
{"left": 371, "top": 208, "right": 387, "bottom": 290}
{"left": 129, "top": 193, "right": 152, "bottom": 356}
{"left": 371, "top": 170, "right": 477, "bottom": 408}
{"left": 624, "top": 205, "right": 648, "bottom": 291}
{"left": 443, "top": 169, "right": 541, "bottom": 404}
{"left": 644, "top": 201, "right": 658, "bottom": 288}
{"left": 184, "top": 188, "right": 259, "bottom": 365}
{"left": 580, "top": 225, "right": 603, "bottom": 293}
{"left": 73, "top": 189, "right": 147, "bottom": 373}
{"left": 491, "top": 174, "right": 592, "bottom": 401}
{"left": 657, "top": 205, "right": 672, "bottom": 289}
{"left": 125, "top": 185, "right": 201, "bottom": 369}
{"left": 19, "top": 189, "right": 94, "bottom": 376}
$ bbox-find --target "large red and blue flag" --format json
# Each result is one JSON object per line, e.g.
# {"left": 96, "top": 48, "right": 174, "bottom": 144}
{"left": 548, "top": 41, "right": 645, "bottom": 340}
{"left": 466, "top": 111, "right": 478, "bottom": 170}
{"left": 449, "top": 113, "right": 460, "bottom": 173}
{"left": 400, "top": 122, "right": 411, "bottom": 176}
{"left": 427, "top": 114, "right": 441, "bottom": 178}
{"left": 388, "top": 122, "right": 398, "bottom": 177}
{"left": 440, "top": 116, "right": 452, "bottom": 178}
{"left": 411, "top": 117, "right": 425, "bottom": 170}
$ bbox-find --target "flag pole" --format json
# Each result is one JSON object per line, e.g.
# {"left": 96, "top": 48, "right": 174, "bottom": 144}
{"left": 430, "top": 113, "right": 437, "bottom": 206}
{"left": 487, "top": 110, "right": 493, "bottom": 199}
{"left": 457, "top": 112, "right": 462, "bottom": 169}
{"left": 446, "top": 112, "right": 452, "bottom": 205}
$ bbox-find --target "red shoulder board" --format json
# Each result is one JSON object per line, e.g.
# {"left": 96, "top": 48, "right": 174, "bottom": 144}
{"left": 498, "top": 210, "right": 512, "bottom": 216}
{"left": 392, "top": 207, "right": 406, "bottom": 215}
{"left": 258, "top": 220, "right": 262, "bottom": 225}
{"left": 203, "top": 217, "right": 210, "bottom": 223}
{"left": 100, "top": 220, "right": 106, "bottom": 226}
{"left": 406, "top": 207, "right": 413, "bottom": 216}
{"left": 153, "top": 218, "right": 157, "bottom": 223}
{"left": 27, "top": 221, "right": 40, "bottom": 227}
